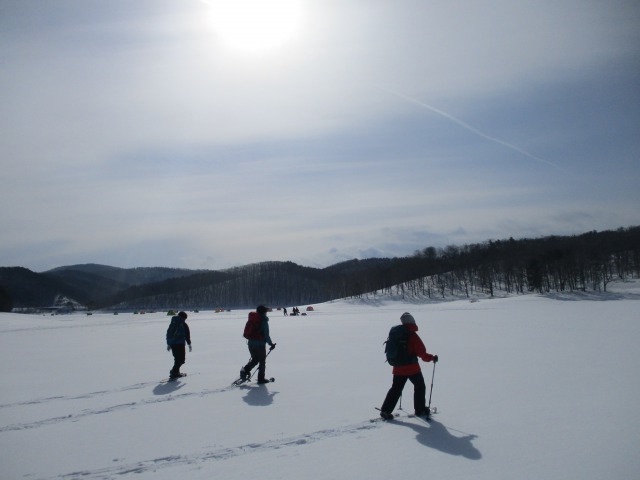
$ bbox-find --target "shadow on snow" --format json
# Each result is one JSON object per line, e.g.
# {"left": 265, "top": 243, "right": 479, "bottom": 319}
{"left": 240, "top": 384, "right": 278, "bottom": 406}
{"left": 153, "top": 379, "right": 186, "bottom": 396}
{"left": 394, "top": 418, "right": 481, "bottom": 460}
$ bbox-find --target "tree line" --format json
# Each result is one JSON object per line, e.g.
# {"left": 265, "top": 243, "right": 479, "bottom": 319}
{"left": 2, "top": 226, "right": 638, "bottom": 311}
{"left": 112, "top": 226, "right": 640, "bottom": 309}
{"left": 337, "top": 226, "right": 640, "bottom": 300}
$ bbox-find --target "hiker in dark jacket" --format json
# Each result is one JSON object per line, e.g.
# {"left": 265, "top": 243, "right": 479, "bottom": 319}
{"left": 379, "top": 312, "right": 438, "bottom": 419}
{"left": 240, "top": 305, "right": 276, "bottom": 384}
{"left": 166, "top": 311, "right": 192, "bottom": 379}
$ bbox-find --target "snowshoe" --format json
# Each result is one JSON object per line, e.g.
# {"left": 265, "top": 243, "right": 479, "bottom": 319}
{"left": 379, "top": 410, "right": 395, "bottom": 420}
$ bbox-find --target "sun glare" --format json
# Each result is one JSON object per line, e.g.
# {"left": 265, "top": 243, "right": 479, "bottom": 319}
{"left": 208, "top": 0, "right": 303, "bottom": 53}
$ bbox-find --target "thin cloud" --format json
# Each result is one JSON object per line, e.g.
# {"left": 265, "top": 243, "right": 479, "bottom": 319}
{"left": 376, "top": 85, "right": 563, "bottom": 171}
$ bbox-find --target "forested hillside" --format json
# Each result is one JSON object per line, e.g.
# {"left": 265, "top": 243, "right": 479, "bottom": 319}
{"left": 1, "top": 226, "right": 638, "bottom": 311}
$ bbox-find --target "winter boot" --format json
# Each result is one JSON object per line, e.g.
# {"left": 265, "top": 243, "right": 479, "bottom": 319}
{"left": 379, "top": 410, "right": 394, "bottom": 420}
{"left": 240, "top": 367, "right": 247, "bottom": 381}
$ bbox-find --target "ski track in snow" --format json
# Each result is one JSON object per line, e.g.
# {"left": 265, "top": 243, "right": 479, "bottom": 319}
{"left": 0, "top": 383, "right": 153, "bottom": 410}
{"left": 3, "top": 381, "right": 430, "bottom": 479}
{"left": 0, "top": 376, "right": 255, "bottom": 433}
{"left": 0, "top": 373, "right": 204, "bottom": 411}
{"left": 39, "top": 420, "right": 384, "bottom": 480}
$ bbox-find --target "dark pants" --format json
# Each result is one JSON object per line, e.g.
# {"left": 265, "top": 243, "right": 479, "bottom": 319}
{"left": 170, "top": 345, "right": 186, "bottom": 375}
{"left": 380, "top": 372, "right": 427, "bottom": 414}
{"left": 243, "top": 345, "right": 267, "bottom": 381}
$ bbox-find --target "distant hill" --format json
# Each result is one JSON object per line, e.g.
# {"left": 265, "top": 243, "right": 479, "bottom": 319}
{"left": 45, "top": 264, "right": 202, "bottom": 287}
{"left": 1, "top": 226, "right": 638, "bottom": 312}
{"left": 0, "top": 267, "right": 91, "bottom": 309}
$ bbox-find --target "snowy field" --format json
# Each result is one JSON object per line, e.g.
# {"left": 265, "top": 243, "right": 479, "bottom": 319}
{"left": 1, "top": 280, "right": 640, "bottom": 480}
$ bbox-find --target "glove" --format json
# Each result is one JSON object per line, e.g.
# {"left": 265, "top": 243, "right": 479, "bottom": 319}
{"left": 269, "top": 343, "right": 276, "bottom": 351}
{"left": 167, "top": 345, "right": 171, "bottom": 351}
{"left": 433, "top": 355, "right": 439, "bottom": 363}
{"left": 189, "top": 345, "right": 193, "bottom": 352}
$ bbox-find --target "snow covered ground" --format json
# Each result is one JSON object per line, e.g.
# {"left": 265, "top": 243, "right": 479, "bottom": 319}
{"left": 2, "top": 280, "right": 640, "bottom": 480}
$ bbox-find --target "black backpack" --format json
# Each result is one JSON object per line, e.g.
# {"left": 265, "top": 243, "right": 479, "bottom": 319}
{"left": 384, "top": 325, "right": 412, "bottom": 366}
{"left": 166, "top": 318, "right": 185, "bottom": 343}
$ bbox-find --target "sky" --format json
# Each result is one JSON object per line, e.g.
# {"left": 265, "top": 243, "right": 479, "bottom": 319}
{"left": 1, "top": 0, "right": 639, "bottom": 272}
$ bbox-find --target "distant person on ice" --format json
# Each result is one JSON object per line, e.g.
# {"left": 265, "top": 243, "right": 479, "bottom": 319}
{"left": 166, "top": 311, "right": 192, "bottom": 379}
{"left": 240, "top": 305, "right": 276, "bottom": 384}
{"left": 379, "top": 312, "right": 438, "bottom": 420}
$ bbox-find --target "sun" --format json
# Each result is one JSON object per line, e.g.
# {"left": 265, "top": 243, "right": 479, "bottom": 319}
{"left": 208, "top": 0, "right": 303, "bottom": 53}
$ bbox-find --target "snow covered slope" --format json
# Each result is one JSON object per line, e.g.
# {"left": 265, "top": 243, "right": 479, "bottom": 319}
{"left": 1, "top": 281, "right": 639, "bottom": 479}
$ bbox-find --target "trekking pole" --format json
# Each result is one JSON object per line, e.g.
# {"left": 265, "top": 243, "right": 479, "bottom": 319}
{"left": 427, "top": 361, "right": 436, "bottom": 412}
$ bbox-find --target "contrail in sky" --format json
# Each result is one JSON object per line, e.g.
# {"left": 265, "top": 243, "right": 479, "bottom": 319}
{"left": 377, "top": 85, "right": 562, "bottom": 170}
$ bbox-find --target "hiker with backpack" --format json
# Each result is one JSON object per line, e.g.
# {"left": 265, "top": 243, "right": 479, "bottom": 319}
{"left": 240, "top": 305, "right": 276, "bottom": 384}
{"left": 379, "top": 312, "right": 438, "bottom": 420}
{"left": 166, "top": 311, "right": 192, "bottom": 379}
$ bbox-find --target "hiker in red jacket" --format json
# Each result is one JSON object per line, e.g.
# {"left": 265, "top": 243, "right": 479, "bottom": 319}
{"left": 379, "top": 312, "right": 438, "bottom": 419}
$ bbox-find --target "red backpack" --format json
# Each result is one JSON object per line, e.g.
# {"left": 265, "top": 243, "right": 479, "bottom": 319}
{"left": 243, "top": 311, "right": 263, "bottom": 340}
